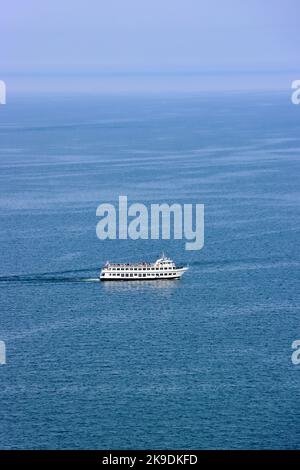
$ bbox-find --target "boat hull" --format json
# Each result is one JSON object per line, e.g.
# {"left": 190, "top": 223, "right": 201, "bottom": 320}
{"left": 100, "top": 268, "right": 188, "bottom": 281}
{"left": 100, "top": 276, "right": 181, "bottom": 281}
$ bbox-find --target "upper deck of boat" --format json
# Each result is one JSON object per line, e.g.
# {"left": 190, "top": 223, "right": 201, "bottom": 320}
{"left": 106, "top": 262, "right": 159, "bottom": 267}
{"left": 104, "top": 256, "right": 178, "bottom": 269}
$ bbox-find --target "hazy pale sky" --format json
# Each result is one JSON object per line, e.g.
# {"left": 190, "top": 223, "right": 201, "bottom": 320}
{"left": 1, "top": 0, "right": 299, "bottom": 92}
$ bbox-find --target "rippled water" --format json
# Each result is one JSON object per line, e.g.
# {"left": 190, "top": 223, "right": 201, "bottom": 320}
{"left": 0, "top": 92, "right": 300, "bottom": 449}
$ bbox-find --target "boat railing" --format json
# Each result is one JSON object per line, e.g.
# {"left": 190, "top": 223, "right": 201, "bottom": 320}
{"left": 104, "top": 262, "right": 153, "bottom": 267}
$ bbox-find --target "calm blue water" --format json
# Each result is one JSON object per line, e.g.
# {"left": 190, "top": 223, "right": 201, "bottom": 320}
{"left": 0, "top": 92, "right": 300, "bottom": 449}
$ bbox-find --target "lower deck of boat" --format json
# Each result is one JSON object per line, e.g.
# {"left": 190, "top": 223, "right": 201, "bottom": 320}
{"left": 100, "top": 276, "right": 181, "bottom": 281}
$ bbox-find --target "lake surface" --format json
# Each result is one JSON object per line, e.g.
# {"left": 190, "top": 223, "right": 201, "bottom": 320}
{"left": 0, "top": 92, "right": 300, "bottom": 449}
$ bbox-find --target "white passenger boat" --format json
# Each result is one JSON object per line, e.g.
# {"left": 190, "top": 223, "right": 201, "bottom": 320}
{"left": 100, "top": 254, "right": 188, "bottom": 281}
